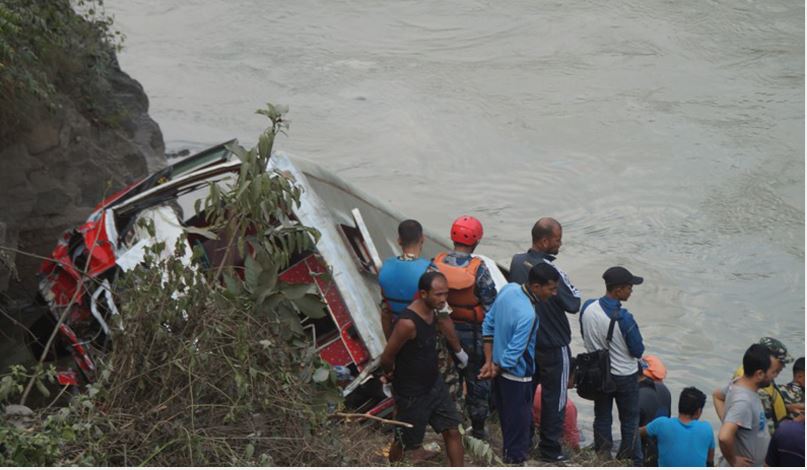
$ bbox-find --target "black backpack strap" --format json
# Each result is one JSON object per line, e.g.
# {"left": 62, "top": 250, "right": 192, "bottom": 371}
{"left": 605, "top": 309, "right": 621, "bottom": 349}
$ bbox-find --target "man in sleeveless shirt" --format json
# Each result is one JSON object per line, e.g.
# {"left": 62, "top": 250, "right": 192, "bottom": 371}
{"left": 381, "top": 271, "right": 465, "bottom": 466}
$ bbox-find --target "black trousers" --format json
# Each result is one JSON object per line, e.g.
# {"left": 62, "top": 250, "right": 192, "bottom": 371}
{"left": 493, "top": 376, "right": 533, "bottom": 464}
{"left": 533, "top": 345, "right": 572, "bottom": 458}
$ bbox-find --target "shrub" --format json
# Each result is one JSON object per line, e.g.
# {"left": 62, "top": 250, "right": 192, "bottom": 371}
{"left": 0, "top": 0, "right": 124, "bottom": 143}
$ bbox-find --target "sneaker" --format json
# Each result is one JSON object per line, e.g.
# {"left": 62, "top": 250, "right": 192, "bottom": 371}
{"left": 470, "top": 420, "right": 488, "bottom": 440}
{"left": 540, "top": 452, "right": 569, "bottom": 463}
{"left": 470, "top": 427, "right": 489, "bottom": 440}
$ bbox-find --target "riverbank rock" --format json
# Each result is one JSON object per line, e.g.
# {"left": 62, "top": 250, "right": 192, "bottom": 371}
{"left": 0, "top": 60, "right": 165, "bottom": 299}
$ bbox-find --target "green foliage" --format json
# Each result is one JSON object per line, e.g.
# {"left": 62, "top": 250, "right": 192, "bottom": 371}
{"left": 0, "top": 104, "right": 354, "bottom": 466}
{"left": 0, "top": 0, "right": 124, "bottom": 142}
{"left": 0, "top": 365, "right": 55, "bottom": 403}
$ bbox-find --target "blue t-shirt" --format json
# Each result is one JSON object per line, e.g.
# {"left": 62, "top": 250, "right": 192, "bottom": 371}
{"left": 645, "top": 416, "right": 715, "bottom": 467}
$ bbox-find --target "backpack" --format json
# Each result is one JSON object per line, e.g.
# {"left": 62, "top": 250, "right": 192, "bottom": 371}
{"left": 574, "top": 310, "right": 619, "bottom": 400}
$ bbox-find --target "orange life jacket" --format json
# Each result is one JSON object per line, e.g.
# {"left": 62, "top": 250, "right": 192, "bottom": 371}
{"left": 433, "top": 252, "right": 486, "bottom": 323}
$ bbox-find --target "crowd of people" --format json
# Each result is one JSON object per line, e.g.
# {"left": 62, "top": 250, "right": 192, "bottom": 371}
{"left": 376, "top": 216, "right": 804, "bottom": 466}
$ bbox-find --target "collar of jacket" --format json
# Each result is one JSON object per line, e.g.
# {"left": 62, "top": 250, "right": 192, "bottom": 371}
{"left": 599, "top": 295, "right": 623, "bottom": 315}
{"left": 527, "top": 248, "right": 555, "bottom": 262}
{"left": 521, "top": 284, "right": 540, "bottom": 305}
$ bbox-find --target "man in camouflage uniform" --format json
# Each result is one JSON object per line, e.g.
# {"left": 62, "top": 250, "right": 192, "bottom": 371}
{"left": 781, "top": 356, "right": 804, "bottom": 420}
{"left": 715, "top": 337, "right": 794, "bottom": 435}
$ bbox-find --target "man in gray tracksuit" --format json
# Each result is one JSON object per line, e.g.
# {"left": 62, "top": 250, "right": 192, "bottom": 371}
{"left": 508, "top": 217, "right": 580, "bottom": 462}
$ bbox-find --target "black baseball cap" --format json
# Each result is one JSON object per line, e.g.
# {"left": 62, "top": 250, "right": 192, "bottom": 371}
{"left": 603, "top": 266, "right": 643, "bottom": 286}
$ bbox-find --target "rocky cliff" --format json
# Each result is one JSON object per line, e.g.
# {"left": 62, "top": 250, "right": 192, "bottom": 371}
{"left": 0, "top": 8, "right": 165, "bottom": 297}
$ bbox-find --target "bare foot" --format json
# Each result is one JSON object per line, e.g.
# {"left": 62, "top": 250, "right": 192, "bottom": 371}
{"left": 407, "top": 446, "right": 441, "bottom": 463}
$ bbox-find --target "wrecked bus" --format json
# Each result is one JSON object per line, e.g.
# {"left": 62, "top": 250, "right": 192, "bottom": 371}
{"left": 32, "top": 142, "right": 507, "bottom": 416}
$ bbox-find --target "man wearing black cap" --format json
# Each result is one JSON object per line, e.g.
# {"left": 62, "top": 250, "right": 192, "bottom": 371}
{"left": 580, "top": 266, "right": 646, "bottom": 466}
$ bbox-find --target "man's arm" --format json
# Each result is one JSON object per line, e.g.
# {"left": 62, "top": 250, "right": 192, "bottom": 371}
{"left": 640, "top": 416, "right": 660, "bottom": 439}
{"left": 436, "top": 314, "right": 469, "bottom": 368}
{"left": 474, "top": 263, "right": 497, "bottom": 311}
{"left": 437, "top": 316, "right": 462, "bottom": 353}
{"left": 380, "top": 319, "right": 416, "bottom": 375}
{"left": 785, "top": 402, "right": 805, "bottom": 415}
{"left": 713, "top": 388, "right": 727, "bottom": 421}
{"left": 706, "top": 448, "right": 715, "bottom": 467}
{"left": 380, "top": 302, "right": 393, "bottom": 339}
{"left": 499, "top": 312, "right": 534, "bottom": 370}
{"left": 545, "top": 261, "right": 580, "bottom": 313}
{"left": 478, "top": 339, "right": 498, "bottom": 379}
{"left": 620, "top": 311, "right": 645, "bottom": 358}
{"left": 718, "top": 422, "right": 752, "bottom": 467}
{"left": 478, "top": 306, "right": 497, "bottom": 379}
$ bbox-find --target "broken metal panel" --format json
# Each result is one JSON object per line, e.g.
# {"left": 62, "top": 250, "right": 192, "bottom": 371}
{"left": 116, "top": 205, "right": 194, "bottom": 270}
{"left": 269, "top": 153, "right": 387, "bottom": 361}
{"left": 285, "top": 155, "right": 453, "bottom": 262}
{"left": 351, "top": 208, "right": 383, "bottom": 274}
{"left": 109, "top": 161, "right": 241, "bottom": 217}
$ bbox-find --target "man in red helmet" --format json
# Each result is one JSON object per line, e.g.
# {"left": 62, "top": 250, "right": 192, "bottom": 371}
{"left": 433, "top": 215, "right": 498, "bottom": 439}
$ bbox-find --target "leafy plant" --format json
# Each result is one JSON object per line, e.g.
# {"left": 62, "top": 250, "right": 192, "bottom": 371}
{"left": 0, "top": 104, "right": 351, "bottom": 465}
{"left": 0, "top": 0, "right": 125, "bottom": 142}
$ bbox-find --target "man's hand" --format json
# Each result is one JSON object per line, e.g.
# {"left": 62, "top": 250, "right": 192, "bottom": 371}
{"left": 713, "top": 388, "right": 727, "bottom": 421}
{"left": 731, "top": 456, "right": 753, "bottom": 467}
{"left": 786, "top": 403, "right": 805, "bottom": 414}
{"left": 454, "top": 349, "right": 469, "bottom": 369}
{"left": 477, "top": 361, "right": 499, "bottom": 380}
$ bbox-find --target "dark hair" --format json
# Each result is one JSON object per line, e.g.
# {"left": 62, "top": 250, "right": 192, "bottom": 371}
{"left": 398, "top": 219, "right": 423, "bottom": 247}
{"left": 678, "top": 387, "right": 707, "bottom": 415}
{"left": 794, "top": 357, "right": 805, "bottom": 375}
{"left": 606, "top": 283, "right": 631, "bottom": 293}
{"left": 418, "top": 271, "right": 447, "bottom": 292}
{"left": 743, "top": 344, "right": 773, "bottom": 377}
{"left": 531, "top": 218, "right": 561, "bottom": 243}
{"left": 528, "top": 263, "right": 559, "bottom": 285}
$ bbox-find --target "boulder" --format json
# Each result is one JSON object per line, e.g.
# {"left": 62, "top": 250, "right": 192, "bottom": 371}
{"left": 0, "top": 60, "right": 166, "bottom": 299}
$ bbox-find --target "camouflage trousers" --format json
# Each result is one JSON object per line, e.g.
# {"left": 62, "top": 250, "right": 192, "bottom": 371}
{"left": 437, "top": 336, "right": 465, "bottom": 415}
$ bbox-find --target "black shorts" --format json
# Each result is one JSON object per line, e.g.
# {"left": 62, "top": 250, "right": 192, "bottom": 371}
{"left": 393, "top": 376, "right": 462, "bottom": 450}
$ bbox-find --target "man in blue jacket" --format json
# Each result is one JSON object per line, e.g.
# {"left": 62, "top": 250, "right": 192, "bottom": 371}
{"left": 478, "top": 263, "right": 559, "bottom": 464}
{"left": 580, "top": 266, "right": 645, "bottom": 466}
{"left": 509, "top": 217, "right": 580, "bottom": 462}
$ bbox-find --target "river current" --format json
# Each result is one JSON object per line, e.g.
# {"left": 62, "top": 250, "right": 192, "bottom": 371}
{"left": 107, "top": 0, "right": 804, "bottom": 442}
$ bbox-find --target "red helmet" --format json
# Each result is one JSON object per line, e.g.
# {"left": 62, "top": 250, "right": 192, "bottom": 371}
{"left": 450, "top": 216, "right": 483, "bottom": 246}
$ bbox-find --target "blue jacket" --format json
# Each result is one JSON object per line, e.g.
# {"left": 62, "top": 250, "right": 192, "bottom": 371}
{"left": 482, "top": 283, "right": 540, "bottom": 378}
{"left": 581, "top": 296, "right": 644, "bottom": 358}
{"left": 378, "top": 256, "right": 432, "bottom": 315}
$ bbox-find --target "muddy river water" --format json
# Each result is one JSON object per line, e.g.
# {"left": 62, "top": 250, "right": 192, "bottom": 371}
{"left": 107, "top": 0, "right": 804, "bottom": 444}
